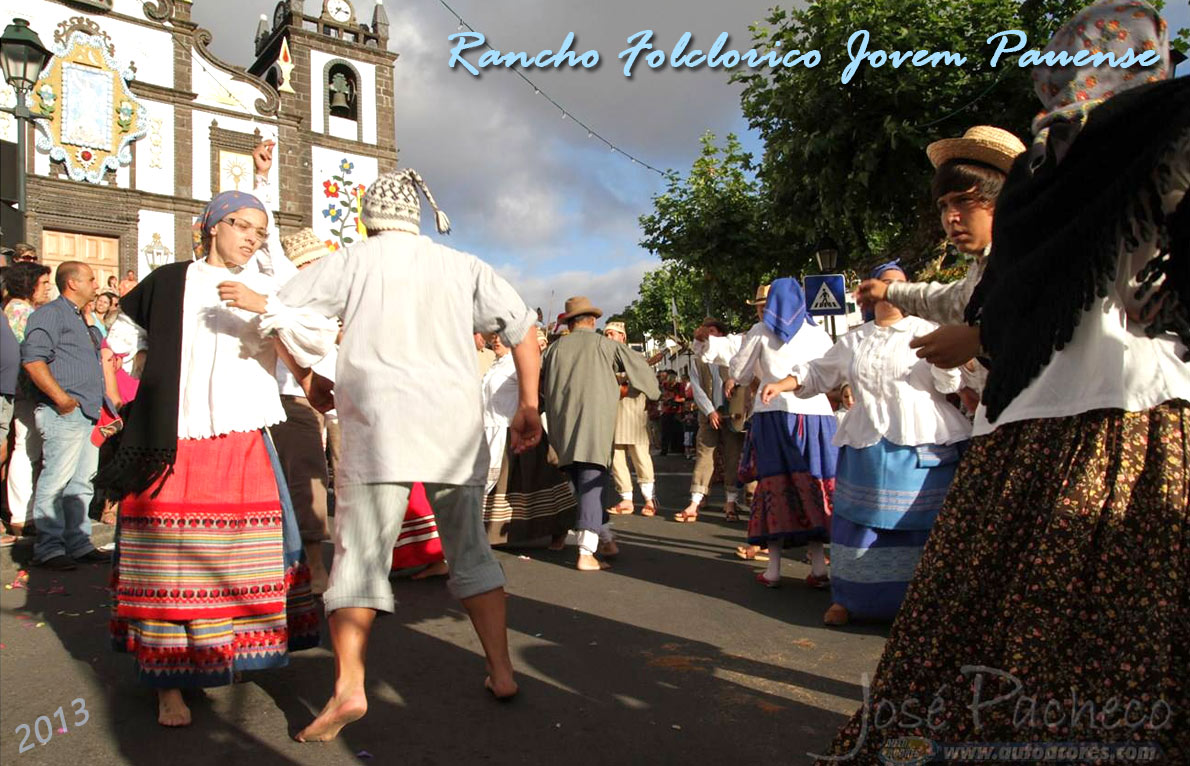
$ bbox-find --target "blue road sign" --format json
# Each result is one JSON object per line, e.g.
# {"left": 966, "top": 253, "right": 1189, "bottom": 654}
{"left": 804, "top": 274, "right": 847, "bottom": 316}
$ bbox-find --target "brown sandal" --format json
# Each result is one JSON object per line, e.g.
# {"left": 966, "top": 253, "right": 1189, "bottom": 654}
{"left": 640, "top": 500, "right": 657, "bottom": 517}
{"left": 671, "top": 510, "right": 698, "bottom": 523}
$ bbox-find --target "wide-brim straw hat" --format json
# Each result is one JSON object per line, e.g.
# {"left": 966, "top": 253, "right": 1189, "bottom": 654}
{"left": 926, "top": 126, "right": 1027, "bottom": 174}
{"left": 280, "top": 228, "right": 332, "bottom": 268}
{"left": 560, "top": 295, "right": 603, "bottom": 321}
{"left": 746, "top": 284, "right": 770, "bottom": 306}
{"left": 604, "top": 321, "right": 626, "bottom": 336}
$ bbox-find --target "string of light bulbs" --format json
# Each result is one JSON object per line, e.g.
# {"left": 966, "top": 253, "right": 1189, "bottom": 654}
{"left": 436, "top": 0, "right": 666, "bottom": 176}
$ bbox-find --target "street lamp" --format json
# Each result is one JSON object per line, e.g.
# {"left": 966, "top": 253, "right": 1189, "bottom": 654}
{"left": 0, "top": 18, "right": 51, "bottom": 231}
{"left": 814, "top": 237, "right": 839, "bottom": 272}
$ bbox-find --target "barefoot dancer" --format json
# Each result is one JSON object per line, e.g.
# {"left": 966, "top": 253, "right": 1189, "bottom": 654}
{"left": 100, "top": 191, "right": 319, "bottom": 727}
{"left": 264, "top": 169, "right": 542, "bottom": 741}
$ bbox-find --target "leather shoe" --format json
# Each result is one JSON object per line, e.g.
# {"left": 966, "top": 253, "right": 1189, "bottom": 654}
{"left": 74, "top": 549, "right": 112, "bottom": 564}
{"left": 36, "top": 555, "right": 78, "bottom": 571}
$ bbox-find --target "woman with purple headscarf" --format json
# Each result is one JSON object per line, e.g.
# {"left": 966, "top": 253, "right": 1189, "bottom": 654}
{"left": 698, "top": 276, "right": 838, "bottom": 588}
{"left": 819, "top": 2, "right": 1188, "bottom": 760}
{"left": 99, "top": 190, "right": 319, "bottom": 727}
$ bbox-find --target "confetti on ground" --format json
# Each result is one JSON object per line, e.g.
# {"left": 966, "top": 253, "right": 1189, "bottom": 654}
{"left": 0, "top": 643, "right": 6, "bottom": 649}
{"left": 790, "top": 639, "right": 816, "bottom": 649}
{"left": 57, "top": 728, "right": 67, "bottom": 734}
{"left": 355, "top": 751, "right": 373, "bottom": 760}
{"left": 671, "top": 724, "right": 683, "bottom": 730}
{"left": 35, "top": 622, "right": 45, "bottom": 628}
{"left": 517, "top": 555, "right": 531, "bottom": 560}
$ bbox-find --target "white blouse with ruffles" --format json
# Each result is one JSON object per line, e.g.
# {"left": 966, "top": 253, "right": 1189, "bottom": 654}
{"left": 791, "top": 316, "right": 971, "bottom": 449}
{"left": 972, "top": 134, "right": 1190, "bottom": 436}
{"left": 107, "top": 256, "right": 286, "bottom": 440}
{"left": 695, "top": 321, "right": 835, "bottom": 417}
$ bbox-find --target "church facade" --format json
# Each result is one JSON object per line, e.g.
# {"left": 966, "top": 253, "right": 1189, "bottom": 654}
{"left": 1, "top": 0, "right": 397, "bottom": 286}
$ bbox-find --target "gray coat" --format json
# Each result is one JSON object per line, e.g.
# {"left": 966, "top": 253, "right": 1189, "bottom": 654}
{"left": 542, "top": 328, "right": 661, "bottom": 468}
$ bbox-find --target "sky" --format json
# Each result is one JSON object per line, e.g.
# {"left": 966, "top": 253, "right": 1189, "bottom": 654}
{"left": 194, "top": 0, "right": 1190, "bottom": 322}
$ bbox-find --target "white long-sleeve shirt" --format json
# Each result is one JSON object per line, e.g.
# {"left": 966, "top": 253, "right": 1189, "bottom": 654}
{"left": 108, "top": 255, "right": 287, "bottom": 439}
{"left": 482, "top": 352, "right": 519, "bottom": 493}
{"left": 688, "top": 362, "right": 723, "bottom": 417}
{"left": 973, "top": 134, "right": 1190, "bottom": 436}
{"left": 696, "top": 322, "right": 834, "bottom": 416}
{"left": 791, "top": 316, "right": 971, "bottom": 449}
{"left": 261, "top": 231, "right": 537, "bottom": 486}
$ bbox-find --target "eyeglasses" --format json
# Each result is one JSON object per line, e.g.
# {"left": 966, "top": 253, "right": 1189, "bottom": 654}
{"left": 220, "top": 217, "right": 269, "bottom": 243}
{"left": 14, "top": 254, "right": 37, "bottom": 262}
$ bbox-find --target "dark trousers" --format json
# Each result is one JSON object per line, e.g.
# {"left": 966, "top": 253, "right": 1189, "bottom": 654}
{"left": 660, "top": 413, "right": 683, "bottom": 454}
{"left": 564, "top": 462, "right": 609, "bottom": 533}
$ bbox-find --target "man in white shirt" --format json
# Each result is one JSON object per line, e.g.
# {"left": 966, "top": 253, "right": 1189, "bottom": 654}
{"left": 674, "top": 318, "right": 748, "bottom": 523}
{"left": 261, "top": 169, "right": 541, "bottom": 742}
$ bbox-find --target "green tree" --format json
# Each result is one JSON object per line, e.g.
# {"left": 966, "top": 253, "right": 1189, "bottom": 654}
{"left": 734, "top": 0, "right": 1181, "bottom": 274}
{"left": 637, "top": 132, "right": 792, "bottom": 329}
{"left": 609, "top": 262, "right": 705, "bottom": 343}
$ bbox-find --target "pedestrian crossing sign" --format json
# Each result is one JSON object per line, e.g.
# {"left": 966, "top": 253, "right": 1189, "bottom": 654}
{"left": 804, "top": 274, "right": 847, "bottom": 316}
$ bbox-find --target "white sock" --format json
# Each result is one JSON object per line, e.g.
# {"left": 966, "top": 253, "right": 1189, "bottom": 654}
{"left": 577, "top": 530, "right": 599, "bottom": 556}
{"left": 690, "top": 492, "right": 705, "bottom": 504}
{"left": 620, "top": 491, "right": 633, "bottom": 501}
{"left": 724, "top": 490, "right": 738, "bottom": 504}
{"left": 640, "top": 482, "right": 655, "bottom": 500}
{"left": 764, "top": 545, "right": 782, "bottom": 581}
{"left": 808, "top": 542, "right": 828, "bottom": 577}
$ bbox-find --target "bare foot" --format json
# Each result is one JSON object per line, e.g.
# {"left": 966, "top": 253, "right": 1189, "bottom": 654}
{"left": 411, "top": 560, "right": 449, "bottom": 580}
{"left": 295, "top": 688, "right": 368, "bottom": 742}
{"left": 576, "top": 553, "right": 610, "bottom": 571}
{"left": 485, "top": 674, "right": 519, "bottom": 700}
{"left": 598, "top": 539, "right": 620, "bottom": 558}
{"left": 823, "top": 603, "right": 850, "bottom": 626}
{"left": 157, "top": 689, "right": 192, "bottom": 727}
{"left": 547, "top": 535, "right": 566, "bottom": 551}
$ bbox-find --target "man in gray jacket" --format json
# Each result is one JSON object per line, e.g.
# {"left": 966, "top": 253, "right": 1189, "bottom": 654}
{"left": 541, "top": 297, "right": 660, "bottom": 571}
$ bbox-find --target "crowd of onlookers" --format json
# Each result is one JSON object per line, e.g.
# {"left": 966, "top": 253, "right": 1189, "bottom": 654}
{"left": 0, "top": 244, "right": 139, "bottom": 554}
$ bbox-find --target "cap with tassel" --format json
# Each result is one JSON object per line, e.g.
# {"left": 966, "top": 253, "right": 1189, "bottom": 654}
{"left": 360, "top": 168, "right": 451, "bottom": 236}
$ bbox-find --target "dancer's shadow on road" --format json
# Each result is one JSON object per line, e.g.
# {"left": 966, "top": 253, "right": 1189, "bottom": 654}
{"left": 251, "top": 586, "right": 862, "bottom": 766}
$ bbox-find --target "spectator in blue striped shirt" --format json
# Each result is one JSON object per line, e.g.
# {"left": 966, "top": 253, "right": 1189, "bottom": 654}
{"left": 20, "top": 261, "right": 107, "bottom": 571}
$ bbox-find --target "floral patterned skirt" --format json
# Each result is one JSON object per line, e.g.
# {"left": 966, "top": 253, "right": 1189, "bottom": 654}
{"left": 817, "top": 401, "right": 1189, "bottom": 764}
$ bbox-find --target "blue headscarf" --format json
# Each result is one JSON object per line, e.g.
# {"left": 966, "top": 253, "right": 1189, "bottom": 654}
{"left": 763, "top": 277, "right": 816, "bottom": 344}
{"left": 863, "top": 259, "right": 906, "bottom": 321}
{"left": 193, "top": 190, "right": 267, "bottom": 257}
{"left": 869, "top": 258, "right": 905, "bottom": 280}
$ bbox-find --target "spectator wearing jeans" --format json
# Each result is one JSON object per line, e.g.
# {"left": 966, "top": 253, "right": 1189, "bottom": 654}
{"left": 20, "top": 261, "right": 108, "bottom": 570}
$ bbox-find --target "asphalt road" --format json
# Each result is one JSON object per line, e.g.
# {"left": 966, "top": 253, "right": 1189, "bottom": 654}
{"left": 0, "top": 454, "right": 889, "bottom": 765}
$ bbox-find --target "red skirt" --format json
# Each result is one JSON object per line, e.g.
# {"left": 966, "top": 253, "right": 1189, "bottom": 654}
{"left": 391, "top": 482, "right": 445, "bottom": 570}
{"left": 114, "top": 432, "right": 289, "bottom": 621}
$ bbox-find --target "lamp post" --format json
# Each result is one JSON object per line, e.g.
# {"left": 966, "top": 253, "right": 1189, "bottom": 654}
{"left": 815, "top": 237, "right": 842, "bottom": 340}
{"left": 0, "top": 18, "right": 51, "bottom": 234}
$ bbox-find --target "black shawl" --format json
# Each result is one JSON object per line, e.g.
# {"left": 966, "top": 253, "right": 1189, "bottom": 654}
{"left": 966, "top": 76, "right": 1190, "bottom": 424}
{"left": 95, "top": 261, "right": 190, "bottom": 500}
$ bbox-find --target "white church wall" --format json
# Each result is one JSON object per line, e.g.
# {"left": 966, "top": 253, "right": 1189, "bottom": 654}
{"left": 309, "top": 49, "right": 377, "bottom": 145}
{"left": 310, "top": 144, "right": 377, "bottom": 250}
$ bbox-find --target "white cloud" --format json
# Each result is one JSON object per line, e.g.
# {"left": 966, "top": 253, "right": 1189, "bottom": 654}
{"left": 493, "top": 257, "right": 657, "bottom": 322}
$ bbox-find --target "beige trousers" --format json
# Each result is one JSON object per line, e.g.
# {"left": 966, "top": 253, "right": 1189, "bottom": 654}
{"left": 690, "top": 416, "right": 745, "bottom": 496}
{"left": 610, "top": 442, "right": 655, "bottom": 499}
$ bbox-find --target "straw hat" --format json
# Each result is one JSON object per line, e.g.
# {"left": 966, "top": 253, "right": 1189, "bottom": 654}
{"left": 747, "top": 284, "right": 770, "bottom": 306}
{"left": 604, "top": 321, "right": 626, "bottom": 337}
{"left": 926, "top": 126, "right": 1027, "bottom": 174}
{"left": 559, "top": 296, "right": 603, "bottom": 321}
{"left": 280, "top": 228, "right": 332, "bottom": 268}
